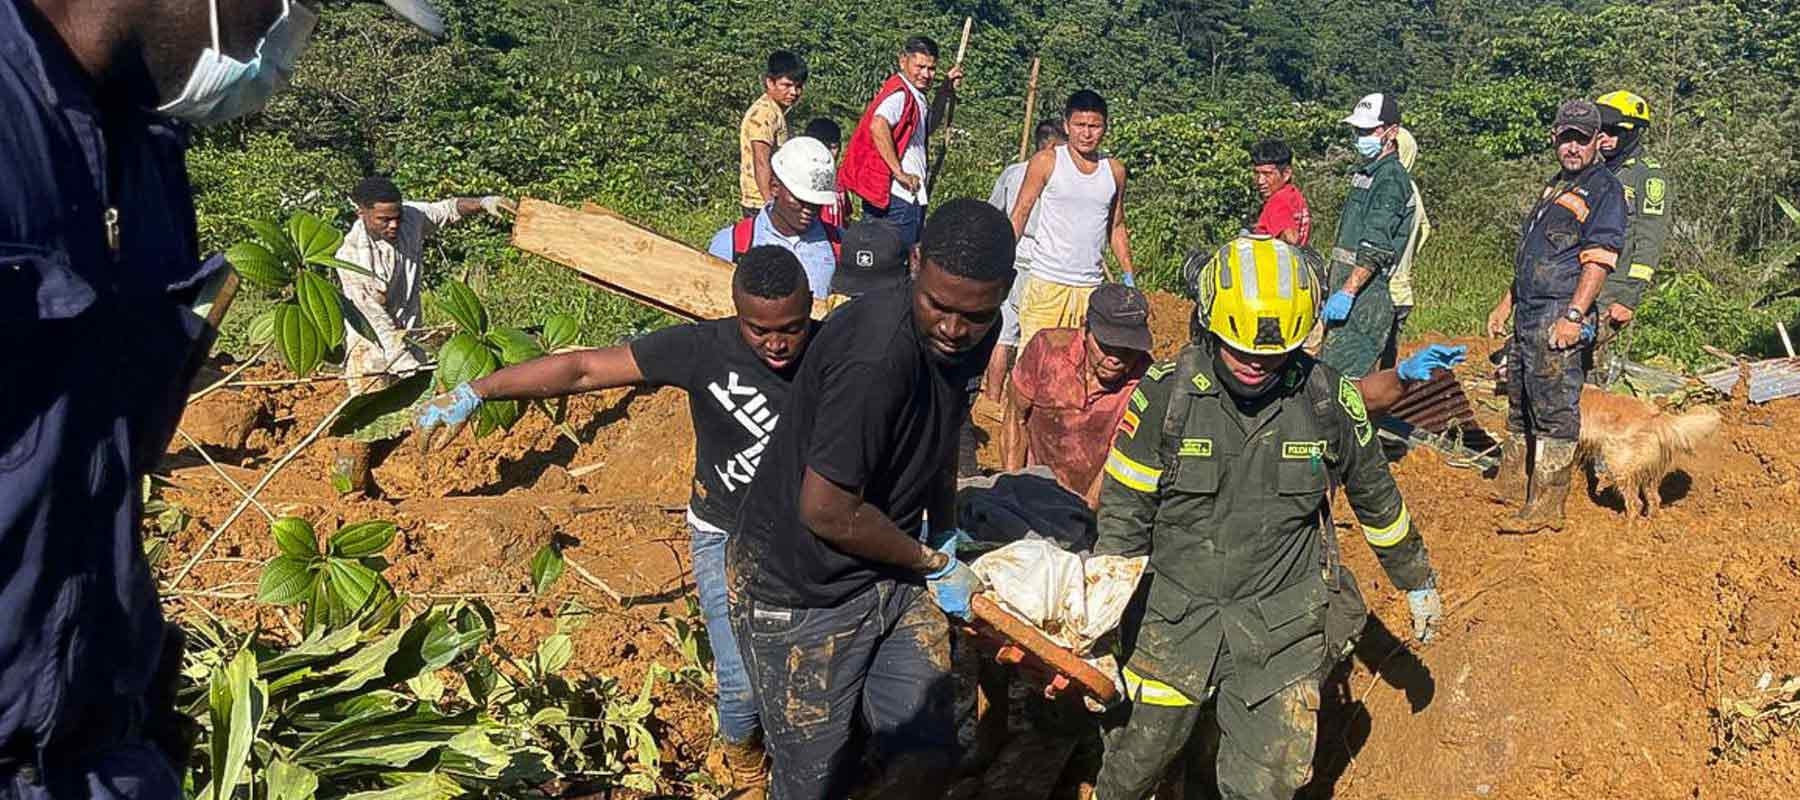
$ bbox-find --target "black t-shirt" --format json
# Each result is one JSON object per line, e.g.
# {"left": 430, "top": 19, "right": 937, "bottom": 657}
{"left": 731, "top": 284, "right": 996, "bottom": 608}
{"left": 629, "top": 318, "right": 813, "bottom": 531}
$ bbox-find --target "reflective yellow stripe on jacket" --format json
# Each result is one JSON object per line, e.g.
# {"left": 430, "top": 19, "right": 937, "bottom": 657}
{"left": 1105, "top": 448, "right": 1162, "bottom": 493}
{"left": 1122, "top": 665, "right": 1195, "bottom": 707}
{"left": 1362, "top": 502, "right": 1411, "bottom": 547}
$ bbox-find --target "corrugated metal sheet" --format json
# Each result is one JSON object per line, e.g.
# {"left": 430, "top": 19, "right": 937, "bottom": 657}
{"left": 1698, "top": 357, "right": 1800, "bottom": 404}
{"left": 1379, "top": 373, "right": 1499, "bottom": 466}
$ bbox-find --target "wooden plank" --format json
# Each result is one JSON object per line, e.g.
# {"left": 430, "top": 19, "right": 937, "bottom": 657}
{"left": 515, "top": 198, "right": 832, "bottom": 320}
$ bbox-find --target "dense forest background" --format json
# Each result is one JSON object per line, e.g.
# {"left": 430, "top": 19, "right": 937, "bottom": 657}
{"left": 195, "top": 0, "right": 1800, "bottom": 368}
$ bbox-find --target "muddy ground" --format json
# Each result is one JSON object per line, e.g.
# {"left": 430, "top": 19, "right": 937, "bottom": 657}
{"left": 161, "top": 293, "right": 1800, "bottom": 798}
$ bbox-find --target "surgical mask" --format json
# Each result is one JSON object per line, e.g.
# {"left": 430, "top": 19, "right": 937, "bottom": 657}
{"left": 1355, "top": 134, "right": 1384, "bottom": 159}
{"left": 157, "top": 0, "right": 318, "bottom": 125}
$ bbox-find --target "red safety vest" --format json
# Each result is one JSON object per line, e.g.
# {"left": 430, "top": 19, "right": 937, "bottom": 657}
{"left": 731, "top": 216, "right": 841, "bottom": 263}
{"left": 838, "top": 74, "right": 921, "bottom": 211}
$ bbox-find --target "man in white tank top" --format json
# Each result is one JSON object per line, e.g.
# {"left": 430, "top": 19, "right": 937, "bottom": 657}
{"left": 1007, "top": 90, "right": 1136, "bottom": 351}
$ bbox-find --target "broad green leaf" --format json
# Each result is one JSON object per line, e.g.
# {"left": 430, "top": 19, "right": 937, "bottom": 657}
{"left": 407, "top": 671, "right": 445, "bottom": 704}
{"left": 529, "top": 541, "right": 564, "bottom": 596}
{"left": 485, "top": 326, "right": 543, "bottom": 366}
{"left": 529, "top": 707, "right": 568, "bottom": 727}
{"left": 319, "top": 622, "right": 410, "bottom": 696}
{"left": 329, "top": 520, "right": 397, "bottom": 559}
{"left": 434, "top": 280, "right": 486, "bottom": 336}
{"left": 274, "top": 303, "right": 325, "bottom": 377}
{"left": 226, "top": 241, "right": 290, "bottom": 290}
{"left": 295, "top": 271, "right": 345, "bottom": 350}
{"left": 1778, "top": 195, "right": 1800, "bottom": 225}
{"left": 435, "top": 332, "right": 495, "bottom": 392}
{"left": 475, "top": 398, "right": 520, "bottom": 436}
{"left": 446, "top": 727, "right": 510, "bottom": 771}
{"left": 272, "top": 516, "right": 319, "bottom": 559}
{"left": 248, "top": 218, "right": 301, "bottom": 270}
{"left": 320, "top": 255, "right": 377, "bottom": 280}
{"left": 266, "top": 760, "right": 319, "bottom": 800}
{"left": 536, "top": 633, "right": 572, "bottom": 675}
{"left": 259, "top": 555, "right": 318, "bottom": 606}
{"left": 340, "top": 772, "right": 461, "bottom": 800}
{"left": 331, "top": 371, "right": 433, "bottom": 443}
{"left": 288, "top": 212, "right": 346, "bottom": 264}
{"left": 415, "top": 611, "right": 487, "bottom": 672}
{"left": 326, "top": 559, "right": 384, "bottom": 617}
{"left": 247, "top": 307, "right": 280, "bottom": 346}
{"left": 206, "top": 649, "right": 268, "bottom": 800}
{"left": 540, "top": 313, "right": 579, "bottom": 351}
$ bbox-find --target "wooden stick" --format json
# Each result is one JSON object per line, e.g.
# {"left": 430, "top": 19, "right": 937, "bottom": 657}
{"left": 969, "top": 594, "right": 1118, "bottom": 705}
{"left": 189, "top": 342, "right": 271, "bottom": 404}
{"left": 925, "top": 18, "right": 974, "bottom": 199}
{"left": 175, "top": 429, "right": 276, "bottom": 522}
{"left": 563, "top": 554, "right": 625, "bottom": 604}
{"left": 1018, "top": 57, "right": 1041, "bottom": 161}
{"left": 1779, "top": 321, "right": 1796, "bottom": 357}
{"left": 164, "top": 393, "right": 355, "bottom": 590}
{"left": 954, "top": 16, "right": 972, "bottom": 64}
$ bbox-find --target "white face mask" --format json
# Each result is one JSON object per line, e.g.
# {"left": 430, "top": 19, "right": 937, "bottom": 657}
{"left": 1355, "top": 133, "right": 1384, "bottom": 159}
{"left": 157, "top": 0, "right": 318, "bottom": 125}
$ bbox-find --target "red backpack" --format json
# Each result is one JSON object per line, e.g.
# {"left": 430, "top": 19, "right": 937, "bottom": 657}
{"left": 731, "top": 217, "right": 841, "bottom": 263}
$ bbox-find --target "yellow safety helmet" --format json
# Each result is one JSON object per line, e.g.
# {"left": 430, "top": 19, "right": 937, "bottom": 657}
{"left": 1596, "top": 90, "right": 1650, "bottom": 128}
{"left": 1192, "top": 235, "right": 1320, "bottom": 354}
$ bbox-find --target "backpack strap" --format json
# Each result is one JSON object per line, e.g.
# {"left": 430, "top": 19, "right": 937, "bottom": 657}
{"left": 731, "top": 216, "right": 756, "bottom": 262}
{"left": 823, "top": 221, "right": 842, "bottom": 263}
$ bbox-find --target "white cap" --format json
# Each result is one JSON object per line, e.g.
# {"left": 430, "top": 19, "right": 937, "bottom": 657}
{"left": 1343, "top": 93, "right": 1399, "bottom": 128}
{"left": 771, "top": 137, "right": 839, "bottom": 206}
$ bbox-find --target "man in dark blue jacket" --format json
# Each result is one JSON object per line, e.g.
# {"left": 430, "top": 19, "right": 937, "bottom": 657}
{"left": 0, "top": 1, "right": 442, "bottom": 795}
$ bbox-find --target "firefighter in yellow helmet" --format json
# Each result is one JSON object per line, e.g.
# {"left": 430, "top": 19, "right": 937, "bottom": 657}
{"left": 1591, "top": 90, "right": 1673, "bottom": 385}
{"left": 1091, "top": 234, "right": 1455, "bottom": 799}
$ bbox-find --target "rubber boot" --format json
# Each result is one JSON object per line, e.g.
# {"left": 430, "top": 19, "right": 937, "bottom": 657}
{"left": 710, "top": 736, "right": 768, "bottom": 800}
{"left": 1499, "top": 439, "right": 1576, "bottom": 535}
{"left": 1489, "top": 436, "right": 1528, "bottom": 507}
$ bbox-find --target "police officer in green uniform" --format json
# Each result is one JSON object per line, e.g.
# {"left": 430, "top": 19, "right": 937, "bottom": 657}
{"left": 1590, "top": 90, "right": 1673, "bottom": 386}
{"left": 1091, "top": 236, "right": 1446, "bottom": 799}
{"left": 1317, "top": 93, "right": 1417, "bottom": 379}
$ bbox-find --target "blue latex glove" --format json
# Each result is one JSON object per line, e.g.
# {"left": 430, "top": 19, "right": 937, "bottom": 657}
{"left": 416, "top": 382, "right": 484, "bottom": 452}
{"left": 1581, "top": 322, "right": 1597, "bottom": 344}
{"left": 1121, "top": 271, "right": 1136, "bottom": 288}
{"left": 1407, "top": 580, "right": 1444, "bottom": 644}
{"left": 1322, "top": 290, "right": 1356, "bottom": 324}
{"left": 924, "top": 531, "right": 986, "bottom": 622}
{"left": 1397, "top": 344, "right": 1468, "bottom": 383}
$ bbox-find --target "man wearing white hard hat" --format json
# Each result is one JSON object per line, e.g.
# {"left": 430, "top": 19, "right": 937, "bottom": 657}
{"left": 709, "top": 136, "right": 842, "bottom": 299}
{"left": 1315, "top": 92, "right": 1417, "bottom": 379}
{"left": 1, "top": 0, "right": 442, "bottom": 794}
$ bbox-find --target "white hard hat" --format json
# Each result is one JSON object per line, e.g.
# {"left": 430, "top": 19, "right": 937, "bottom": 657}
{"left": 1343, "top": 93, "right": 1399, "bottom": 128}
{"left": 771, "top": 137, "right": 839, "bottom": 206}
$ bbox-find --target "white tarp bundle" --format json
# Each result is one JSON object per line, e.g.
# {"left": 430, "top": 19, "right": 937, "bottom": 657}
{"left": 970, "top": 539, "right": 1147, "bottom": 657}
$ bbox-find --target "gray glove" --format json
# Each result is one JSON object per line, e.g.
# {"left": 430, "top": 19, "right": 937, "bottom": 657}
{"left": 480, "top": 195, "right": 517, "bottom": 220}
{"left": 1407, "top": 576, "right": 1444, "bottom": 644}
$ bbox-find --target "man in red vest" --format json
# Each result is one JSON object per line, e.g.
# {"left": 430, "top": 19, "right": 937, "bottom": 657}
{"left": 837, "top": 35, "right": 963, "bottom": 247}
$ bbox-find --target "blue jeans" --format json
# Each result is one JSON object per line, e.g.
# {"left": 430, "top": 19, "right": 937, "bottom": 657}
{"left": 863, "top": 197, "right": 923, "bottom": 247}
{"left": 690, "top": 520, "right": 759, "bottom": 744}
{"left": 730, "top": 579, "right": 956, "bottom": 800}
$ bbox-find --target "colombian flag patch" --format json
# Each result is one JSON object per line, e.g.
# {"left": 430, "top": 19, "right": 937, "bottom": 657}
{"left": 1117, "top": 410, "right": 1141, "bottom": 439}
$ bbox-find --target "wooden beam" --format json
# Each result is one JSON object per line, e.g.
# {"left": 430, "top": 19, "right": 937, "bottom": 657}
{"left": 514, "top": 198, "right": 831, "bottom": 320}
{"left": 1017, "top": 57, "right": 1040, "bottom": 161}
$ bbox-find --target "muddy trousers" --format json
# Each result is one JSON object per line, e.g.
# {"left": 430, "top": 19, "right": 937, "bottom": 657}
{"left": 730, "top": 580, "right": 956, "bottom": 800}
{"left": 1094, "top": 653, "right": 1319, "bottom": 800}
{"left": 1505, "top": 309, "right": 1588, "bottom": 441}
{"left": 689, "top": 520, "right": 759, "bottom": 744}
{"left": 1318, "top": 260, "right": 1395, "bottom": 380}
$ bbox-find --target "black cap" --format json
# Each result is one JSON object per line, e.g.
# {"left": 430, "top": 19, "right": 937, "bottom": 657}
{"left": 1554, "top": 99, "right": 1602, "bottom": 137}
{"left": 1086, "top": 284, "right": 1153, "bottom": 353}
{"left": 832, "top": 220, "right": 909, "bottom": 296}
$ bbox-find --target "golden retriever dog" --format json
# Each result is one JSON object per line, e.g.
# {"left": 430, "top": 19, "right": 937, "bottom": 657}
{"left": 1578, "top": 387, "right": 1721, "bottom": 521}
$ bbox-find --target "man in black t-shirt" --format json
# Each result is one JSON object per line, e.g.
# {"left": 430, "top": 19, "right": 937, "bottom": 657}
{"left": 415, "top": 246, "right": 815, "bottom": 796}
{"left": 728, "top": 199, "right": 1015, "bottom": 800}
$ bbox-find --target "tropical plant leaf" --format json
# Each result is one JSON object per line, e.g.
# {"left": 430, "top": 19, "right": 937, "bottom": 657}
{"left": 259, "top": 556, "right": 317, "bottom": 607}
{"left": 1778, "top": 195, "right": 1800, "bottom": 225}
{"left": 326, "top": 559, "right": 385, "bottom": 617}
{"left": 248, "top": 218, "right": 302, "bottom": 271}
{"left": 339, "top": 771, "right": 462, "bottom": 800}
{"left": 266, "top": 760, "right": 319, "bottom": 800}
{"left": 320, "top": 255, "right": 377, "bottom": 280}
{"left": 226, "top": 241, "right": 291, "bottom": 290}
{"left": 296, "top": 271, "right": 346, "bottom": 350}
{"left": 329, "top": 520, "right": 397, "bottom": 559}
{"left": 485, "top": 327, "right": 543, "bottom": 366}
{"left": 272, "top": 517, "right": 319, "bottom": 559}
{"left": 248, "top": 307, "right": 280, "bottom": 346}
{"left": 536, "top": 634, "right": 573, "bottom": 676}
{"left": 206, "top": 649, "right": 269, "bottom": 800}
{"left": 435, "top": 280, "right": 487, "bottom": 336}
{"left": 475, "top": 399, "right": 521, "bottom": 437}
{"left": 540, "top": 314, "right": 580, "bottom": 351}
{"left": 288, "top": 212, "right": 346, "bottom": 265}
{"left": 331, "top": 372, "right": 434, "bottom": 443}
{"left": 274, "top": 303, "right": 325, "bottom": 377}
{"left": 529, "top": 542, "right": 565, "bottom": 596}
{"left": 435, "top": 332, "right": 496, "bottom": 392}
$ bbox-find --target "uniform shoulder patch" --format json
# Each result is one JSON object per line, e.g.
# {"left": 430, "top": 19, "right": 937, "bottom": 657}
{"left": 1144, "top": 362, "right": 1176, "bottom": 382}
{"left": 1130, "top": 388, "right": 1149, "bottom": 412}
{"left": 1338, "top": 376, "right": 1374, "bottom": 447}
{"left": 1117, "top": 409, "right": 1141, "bottom": 439}
{"left": 1644, "top": 177, "right": 1667, "bottom": 215}
{"left": 1191, "top": 370, "right": 1212, "bottom": 392}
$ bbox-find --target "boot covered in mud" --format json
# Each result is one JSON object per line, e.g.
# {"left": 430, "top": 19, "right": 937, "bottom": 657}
{"left": 1498, "top": 438, "right": 1576, "bottom": 535}
{"left": 1489, "top": 435, "right": 1528, "bottom": 507}
{"left": 709, "top": 735, "right": 768, "bottom": 799}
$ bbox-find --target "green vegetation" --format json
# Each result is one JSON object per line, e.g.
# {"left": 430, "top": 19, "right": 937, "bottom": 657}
{"left": 193, "top": 1, "right": 1800, "bottom": 366}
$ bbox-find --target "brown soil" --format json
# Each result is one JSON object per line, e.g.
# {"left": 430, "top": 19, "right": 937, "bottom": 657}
{"left": 160, "top": 299, "right": 1800, "bottom": 799}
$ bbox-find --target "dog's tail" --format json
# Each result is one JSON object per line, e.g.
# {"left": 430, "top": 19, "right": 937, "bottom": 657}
{"left": 1653, "top": 405, "right": 1722, "bottom": 457}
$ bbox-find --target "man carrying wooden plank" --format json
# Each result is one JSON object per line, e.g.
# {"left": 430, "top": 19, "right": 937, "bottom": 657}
{"left": 727, "top": 199, "right": 1012, "bottom": 799}
{"left": 837, "top": 35, "right": 963, "bottom": 247}
{"left": 415, "top": 246, "right": 819, "bottom": 798}
{"left": 709, "top": 137, "right": 841, "bottom": 300}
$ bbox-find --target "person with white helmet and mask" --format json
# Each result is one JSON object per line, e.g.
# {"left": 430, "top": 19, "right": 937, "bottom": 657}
{"left": 709, "top": 136, "right": 842, "bottom": 299}
{"left": 0, "top": 0, "right": 443, "bottom": 795}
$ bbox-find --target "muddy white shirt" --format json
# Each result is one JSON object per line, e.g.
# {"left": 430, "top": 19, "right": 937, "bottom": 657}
{"left": 335, "top": 199, "right": 462, "bottom": 391}
{"left": 628, "top": 317, "right": 816, "bottom": 531}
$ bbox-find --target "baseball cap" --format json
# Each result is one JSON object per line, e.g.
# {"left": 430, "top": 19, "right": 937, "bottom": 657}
{"left": 1553, "top": 99, "right": 1602, "bottom": 137}
{"left": 832, "top": 220, "right": 909, "bottom": 296}
{"left": 382, "top": 0, "right": 445, "bottom": 37}
{"left": 1086, "top": 284, "right": 1153, "bottom": 354}
{"left": 770, "top": 137, "right": 839, "bottom": 206}
{"left": 1343, "top": 93, "right": 1400, "bottom": 128}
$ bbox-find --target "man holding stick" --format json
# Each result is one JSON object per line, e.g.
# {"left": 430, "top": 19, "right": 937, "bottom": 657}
{"left": 837, "top": 35, "right": 963, "bottom": 247}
